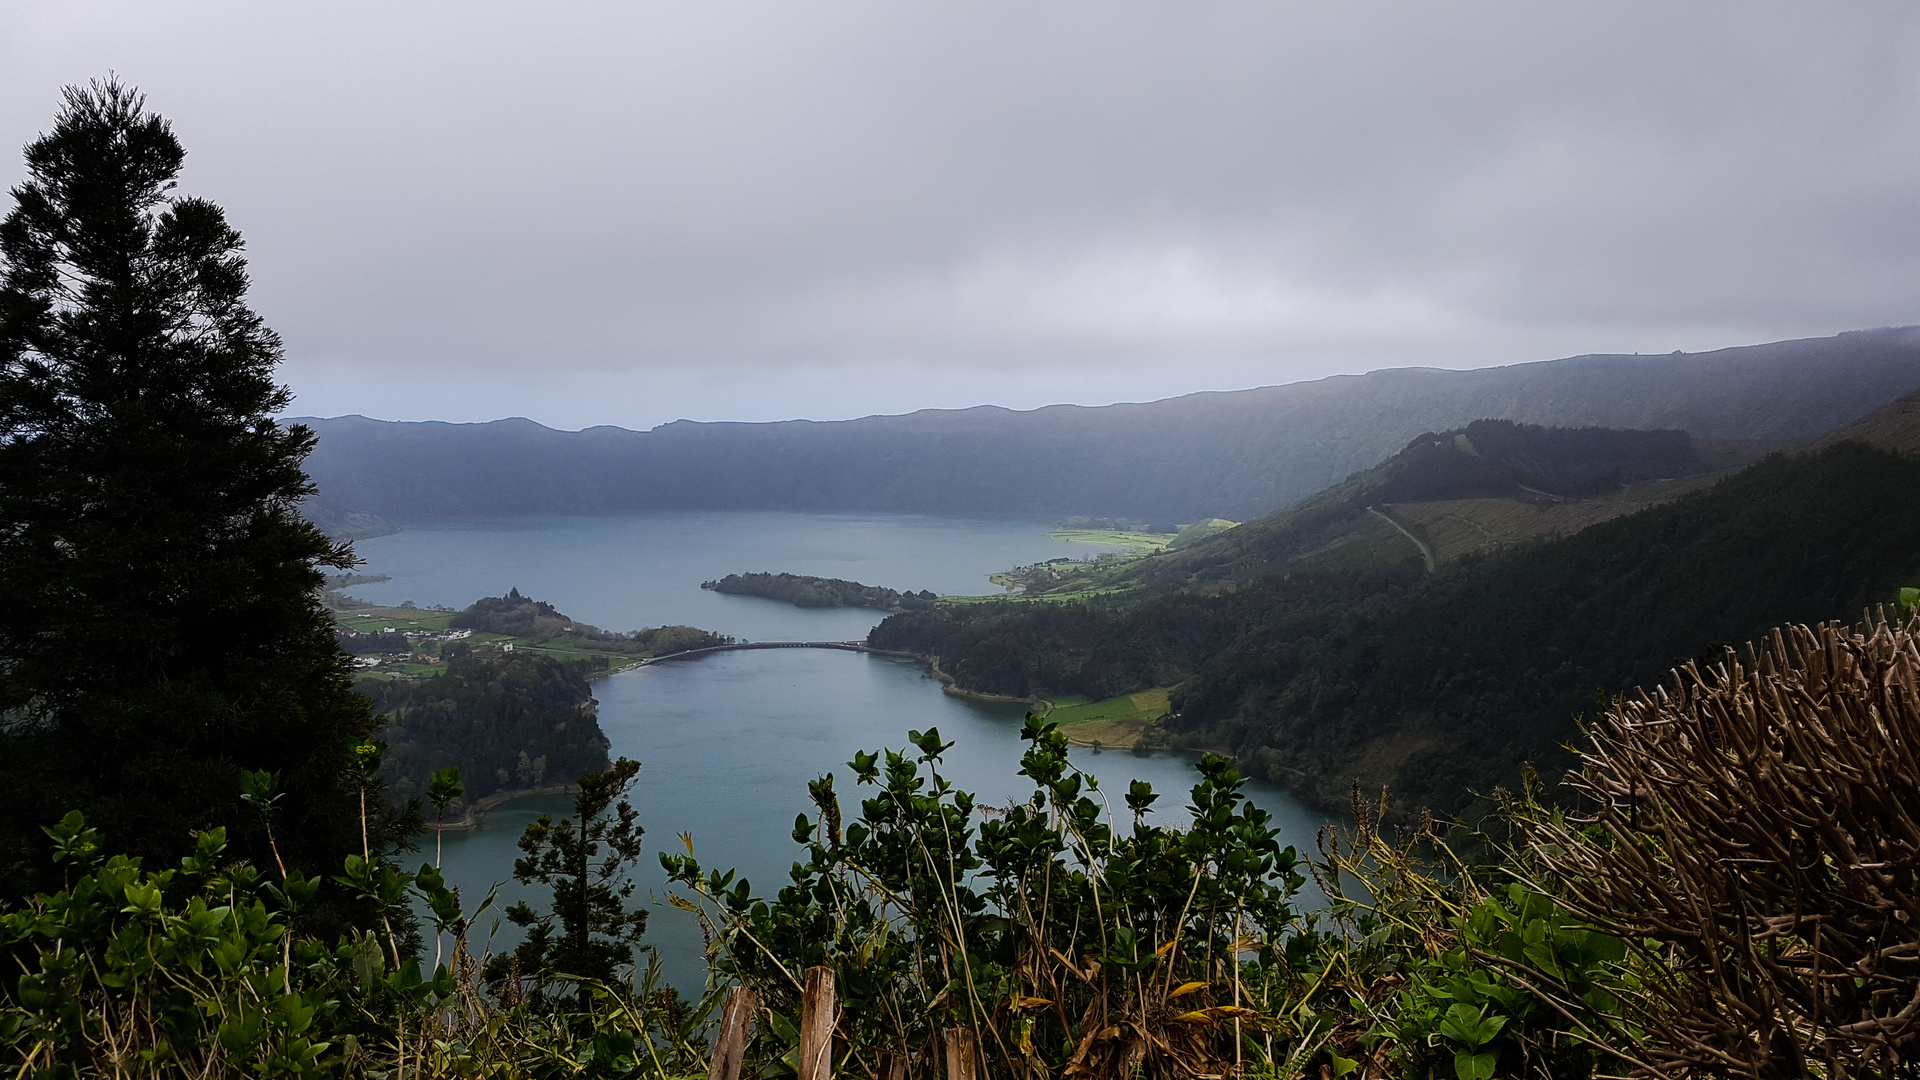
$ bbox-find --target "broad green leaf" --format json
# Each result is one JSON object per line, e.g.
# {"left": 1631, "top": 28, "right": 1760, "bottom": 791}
{"left": 1456, "top": 1049, "right": 1498, "bottom": 1080}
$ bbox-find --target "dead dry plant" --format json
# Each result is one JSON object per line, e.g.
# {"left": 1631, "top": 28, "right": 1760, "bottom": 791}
{"left": 1527, "top": 613, "right": 1920, "bottom": 1078}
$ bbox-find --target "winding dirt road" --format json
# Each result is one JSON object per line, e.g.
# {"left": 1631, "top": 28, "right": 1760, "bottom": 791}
{"left": 1368, "top": 505, "right": 1435, "bottom": 572}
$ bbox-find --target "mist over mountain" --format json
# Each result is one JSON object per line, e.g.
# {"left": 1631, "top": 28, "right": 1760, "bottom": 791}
{"left": 298, "top": 328, "right": 1920, "bottom": 529}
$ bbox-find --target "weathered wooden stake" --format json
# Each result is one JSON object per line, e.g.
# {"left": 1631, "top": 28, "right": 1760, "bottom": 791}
{"left": 944, "top": 1027, "right": 979, "bottom": 1080}
{"left": 708, "top": 985, "right": 758, "bottom": 1080}
{"left": 799, "top": 966, "right": 837, "bottom": 1080}
{"left": 878, "top": 1050, "right": 907, "bottom": 1080}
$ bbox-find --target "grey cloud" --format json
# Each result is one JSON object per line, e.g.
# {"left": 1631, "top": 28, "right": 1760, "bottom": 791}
{"left": 4, "top": 2, "right": 1919, "bottom": 426}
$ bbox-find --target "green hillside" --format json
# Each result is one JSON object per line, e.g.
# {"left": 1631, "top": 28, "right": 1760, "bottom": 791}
{"left": 1013, "top": 419, "right": 1722, "bottom": 598}
{"left": 872, "top": 433, "right": 1920, "bottom": 816}
{"left": 1172, "top": 439, "right": 1920, "bottom": 812}
{"left": 1167, "top": 517, "right": 1239, "bottom": 549}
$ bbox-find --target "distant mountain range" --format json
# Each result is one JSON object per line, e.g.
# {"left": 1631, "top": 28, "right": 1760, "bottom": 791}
{"left": 296, "top": 327, "right": 1920, "bottom": 531}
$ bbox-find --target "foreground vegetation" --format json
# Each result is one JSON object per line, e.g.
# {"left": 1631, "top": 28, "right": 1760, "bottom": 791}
{"left": 13, "top": 614, "right": 1920, "bottom": 1076}
{"left": 0, "top": 80, "right": 405, "bottom": 928}
{"left": 14, "top": 74, "right": 1920, "bottom": 1080}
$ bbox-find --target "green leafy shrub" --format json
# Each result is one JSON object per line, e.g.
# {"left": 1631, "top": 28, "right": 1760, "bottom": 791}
{"left": 0, "top": 811, "right": 440, "bottom": 1077}
{"left": 0, "top": 807, "right": 708, "bottom": 1079}
{"left": 665, "top": 717, "right": 1302, "bottom": 1076}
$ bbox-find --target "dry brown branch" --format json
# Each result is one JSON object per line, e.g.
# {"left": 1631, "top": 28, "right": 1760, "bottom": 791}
{"left": 1530, "top": 614, "right": 1920, "bottom": 1078}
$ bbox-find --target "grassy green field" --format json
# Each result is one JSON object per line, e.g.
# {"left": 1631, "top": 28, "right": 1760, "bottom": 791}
{"left": 940, "top": 592, "right": 1022, "bottom": 607}
{"left": 354, "top": 661, "right": 445, "bottom": 680}
{"left": 335, "top": 606, "right": 456, "bottom": 634}
{"left": 508, "top": 642, "right": 652, "bottom": 670}
{"left": 929, "top": 527, "right": 1176, "bottom": 606}
{"left": 1284, "top": 512, "right": 1428, "bottom": 574}
{"left": 1044, "top": 687, "right": 1171, "bottom": 747}
{"left": 1047, "top": 528, "right": 1174, "bottom": 552}
{"left": 332, "top": 603, "right": 654, "bottom": 677}
{"left": 1392, "top": 475, "right": 1718, "bottom": 563}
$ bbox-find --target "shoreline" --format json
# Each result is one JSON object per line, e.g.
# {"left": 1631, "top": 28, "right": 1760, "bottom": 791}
{"left": 429, "top": 782, "right": 581, "bottom": 831}
{"left": 890, "top": 650, "right": 1155, "bottom": 747}
{"left": 910, "top": 653, "right": 1171, "bottom": 751}
{"left": 917, "top": 653, "right": 1052, "bottom": 711}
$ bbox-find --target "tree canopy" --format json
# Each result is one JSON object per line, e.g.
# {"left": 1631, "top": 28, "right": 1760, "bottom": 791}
{"left": 0, "top": 80, "right": 400, "bottom": 903}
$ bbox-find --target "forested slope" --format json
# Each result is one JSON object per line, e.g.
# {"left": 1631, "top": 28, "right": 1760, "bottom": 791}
{"left": 363, "top": 647, "right": 610, "bottom": 809}
{"left": 1180, "top": 441, "right": 1920, "bottom": 811}
{"left": 875, "top": 440, "right": 1920, "bottom": 815}
{"left": 299, "top": 327, "right": 1920, "bottom": 526}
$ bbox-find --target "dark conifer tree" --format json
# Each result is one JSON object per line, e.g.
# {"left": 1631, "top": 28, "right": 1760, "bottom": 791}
{"left": 0, "top": 80, "right": 400, "bottom": 900}
{"left": 489, "top": 758, "right": 649, "bottom": 1010}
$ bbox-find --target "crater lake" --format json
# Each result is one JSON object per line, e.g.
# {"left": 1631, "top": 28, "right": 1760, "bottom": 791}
{"left": 346, "top": 511, "right": 1339, "bottom": 990}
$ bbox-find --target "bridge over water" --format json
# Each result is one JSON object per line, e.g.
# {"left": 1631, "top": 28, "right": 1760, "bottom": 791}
{"left": 640, "top": 640, "right": 876, "bottom": 664}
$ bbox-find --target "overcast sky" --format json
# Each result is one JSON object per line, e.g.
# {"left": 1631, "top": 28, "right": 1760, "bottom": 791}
{"left": 6, "top": 3, "right": 1920, "bottom": 429}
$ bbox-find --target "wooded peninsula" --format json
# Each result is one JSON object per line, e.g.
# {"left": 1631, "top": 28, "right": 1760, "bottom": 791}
{"left": 702, "top": 571, "right": 937, "bottom": 611}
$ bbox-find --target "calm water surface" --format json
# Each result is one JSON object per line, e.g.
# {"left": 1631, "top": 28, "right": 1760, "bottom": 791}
{"left": 352, "top": 513, "right": 1339, "bottom": 990}
{"left": 349, "top": 511, "right": 1110, "bottom": 640}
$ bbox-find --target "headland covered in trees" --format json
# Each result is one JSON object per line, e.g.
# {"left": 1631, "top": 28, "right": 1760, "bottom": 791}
{"left": 702, "top": 572, "right": 937, "bottom": 611}
{"left": 328, "top": 587, "right": 730, "bottom": 821}
{"left": 15, "top": 77, "right": 1920, "bottom": 1079}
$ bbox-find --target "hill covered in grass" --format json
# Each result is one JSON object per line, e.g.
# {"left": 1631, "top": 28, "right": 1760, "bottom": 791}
{"left": 874, "top": 413, "right": 1920, "bottom": 815}
{"left": 1010, "top": 419, "right": 1728, "bottom": 597}
{"left": 1172, "top": 439, "right": 1920, "bottom": 812}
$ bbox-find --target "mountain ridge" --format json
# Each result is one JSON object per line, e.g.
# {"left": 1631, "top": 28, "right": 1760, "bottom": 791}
{"left": 295, "top": 326, "right": 1920, "bottom": 528}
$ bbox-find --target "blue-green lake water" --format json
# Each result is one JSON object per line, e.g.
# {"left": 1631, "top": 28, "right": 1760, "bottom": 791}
{"left": 348, "top": 510, "right": 1115, "bottom": 641}
{"left": 349, "top": 512, "right": 1338, "bottom": 991}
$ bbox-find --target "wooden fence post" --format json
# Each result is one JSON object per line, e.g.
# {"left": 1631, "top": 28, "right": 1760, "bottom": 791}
{"left": 799, "top": 966, "right": 837, "bottom": 1080}
{"left": 944, "top": 1027, "right": 978, "bottom": 1080}
{"left": 707, "top": 985, "right": 758, "bottom": 1080}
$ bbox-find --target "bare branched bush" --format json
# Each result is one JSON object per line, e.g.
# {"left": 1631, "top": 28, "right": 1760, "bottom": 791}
{"left": 1530, "top": 615, "right": 1920, "bottom": 1078}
